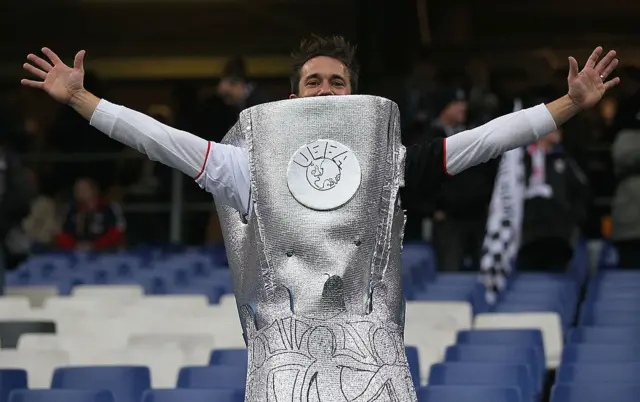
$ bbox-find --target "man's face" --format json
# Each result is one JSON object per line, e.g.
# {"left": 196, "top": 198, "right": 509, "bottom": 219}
{"left": 442, "top": 101, "right": 468, "bottom": 126}
{"left": 74, "top": 179, "right": 96, "bottom": 205}
{"left": 217, "top": 78, "right": 246, "bottom": 106}
{"left": 291, "top": 56, "right": 352, "bottom": 98}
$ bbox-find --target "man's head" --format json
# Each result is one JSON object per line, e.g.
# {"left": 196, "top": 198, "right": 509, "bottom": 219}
{"left": 217, "top": 57, "right": 249, "bottom": 107}
{"left": 434, "top": 87, "right": 467, "bottom": 127}
{"left": 74, "top": 177, "right": 99, "bottom": 206}
{"left": 289, "top": 35, "right": 359, "bottom": 98}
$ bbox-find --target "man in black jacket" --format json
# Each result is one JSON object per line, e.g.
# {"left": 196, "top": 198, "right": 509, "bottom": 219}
{"left": 517, "top": 128, "right": 590, "bottom": 271}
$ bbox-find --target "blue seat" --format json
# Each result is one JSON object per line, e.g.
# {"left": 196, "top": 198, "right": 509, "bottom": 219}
{"left": 444, "top": 345, "right": 541, "bottom": 394}
{"left": 561, "top": 344, "right": 640, "bottom": 363}
{"left": 405, "top": 346, "right": 421, "bottom": 387}
{"left": 428, "top": 363, "right": 532, "bottom": 401}
{"left": 556, "top": 362, "right": 640, "bottom": 383}
{"left": 209, "top": 349, "right": 248, "bottom": 368}
{"left": 417, "top": 385, "right": 522, "bottom": 402}
{"left": 94, "top": 255, "right": 143, "bottom": 278}
{"left": 432, "top": 273, "right": 479, "bottom": 285}
{"left": 51, "top": 366, "right": 150, "bottom": 402}
{"left": 456, "top": 329, "right": 544, "bottom": 349}
{"left": 550, "top": 384, "right": 640, "bottom": 402}
{"left": 141, "top": 389, "right": 244, "bottom": 402}
{"left": 9, "top": 390, "right": 114, "bottom": 402}
{"left": 177, "top": 366, "right": 247, "bottom": 389}
{"left": 0, "top": 370, "right": 27, "bottom": 402}
{"left": 566, "top": 326, "right": 640, "bottom": 344}
{"left": 580, "top": 309, "right": 640, "bottom": 326}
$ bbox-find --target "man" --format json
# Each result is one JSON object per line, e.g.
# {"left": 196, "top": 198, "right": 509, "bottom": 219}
{"left": 517, "top": 128, "right": 590, "bottom": 271}
{"left": 55, "top": 177, "right": 126, "bottom": 252}
{"left": 22, "top": 36, "right": 618, "bottom": 399}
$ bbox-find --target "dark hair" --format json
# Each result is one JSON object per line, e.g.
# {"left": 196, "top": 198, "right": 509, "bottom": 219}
{"left": 290, "top": 34, "right": 359, "bottom": 95}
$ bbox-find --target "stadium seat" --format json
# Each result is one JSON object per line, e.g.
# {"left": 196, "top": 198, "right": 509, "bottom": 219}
{"left": 0, "top": 370, "right": 27, "bottom": 402}
{"left": 0, "top": 321, "right": 56, "bottom": 349}
{"left": 141, "top": 389, "right": 244, "bottom": 402}
{"left": 444, "top": 345, "right": 542, "bottom": 394}
{"left": 0, "top": 298, "right": 32, "bottom": 319}
{"left": 473, "top": 313, "right": 562, "bottom": 368}
{"left": 404, "top": 346, "right": 421, "bottom": 387}
{"left": 550, "top": 383, "right": 640, "bottom": 402}
{"left": 51, "top": 366, "right": 151, "bottom": 402}
{"left": 209, "top": 349, "right": 248, "bottom": 367}
{"left": 428, "top": 362, "right": 533, "bottom": 402}
{"left": 127, "top": 333, "right": 215, "bottom": 365}
{"left": 0, "top": 350, "right": 69, "bottom": 388}
{"left": 5, "top": 287, "right": 58, "bottom": 308}
{"left": 561, "top": 344, "right": 640, "bottom": 363}
{"left": 71, "top": 285, "right": 143, "bottom": 303}
{"left": 9, "top": 390, "right": 114, "bottom": 402}
{"left": 177, "top": 366, "right": 247, "bottom": 390}
{"left": 580, "top": 309, "right": 640, "bottom": 326}
{"left": 417, "top": 385, "right": 522, "bottom": 402}
{"left": 566, "top": 326, "right": 640, "bottom": 344}
{"left": 556, "top": 362, "right": 640, "bottom": 383}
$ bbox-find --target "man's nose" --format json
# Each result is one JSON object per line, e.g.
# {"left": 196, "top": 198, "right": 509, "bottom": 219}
{"left": 317, "top": 81, "right": 333, "bottom": 96}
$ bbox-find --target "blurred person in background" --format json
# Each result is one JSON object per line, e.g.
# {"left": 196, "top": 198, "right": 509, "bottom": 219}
{"left": 517, "top": 128, "right": 590, "bottom": 271}
{"left": 55, "top": 177, "right": 125, "bottom": 252}
{"left": 21, "top": 168, "right": 59, "bottom": 251}
{"left": 0, "top": 135, "right": 34, "bottom": 294}
{"left": 428, "top": 87, "right": 499, "bottom": 271}
{"left": 611, "top": 129, "right": 640, "bottom": 268}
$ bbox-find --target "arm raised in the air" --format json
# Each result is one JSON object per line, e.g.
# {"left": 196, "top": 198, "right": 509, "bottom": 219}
{"left": 21, "top": 48, "right": 251, "bottom": 214}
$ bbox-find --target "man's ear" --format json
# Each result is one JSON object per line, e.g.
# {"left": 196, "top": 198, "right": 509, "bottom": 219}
{"left": 289, "top": 94, "right": 298, "bottom": 99}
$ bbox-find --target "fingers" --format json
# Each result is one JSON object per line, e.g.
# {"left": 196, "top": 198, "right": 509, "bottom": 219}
{"left": 42, "top": 47, "right": 63, "bottom": 66}
{"left": 595, "top": 49, "right": 616, "bottom": 74}
{"left": 74, "top": 50, "right": 86, "bottom": 70}
{"left": 27, "top": 54, "right": 52, "bottom": 72}
{"left": 584, "top": 46, "right": 603, "bottom": 70}
{"left": 568, "top": 56, "right": 579, "bottom": 79}
{"left": 23, "top": 62, "right": 47, "bottom": 80}
{"left": 600, "top": 58, "right": 619, "bottom": 80}
{"left": 20, "top": 79, "right": 44, "bottom": 89}
{"left": 604, "top": 76, "right": 621, "bottom": 91}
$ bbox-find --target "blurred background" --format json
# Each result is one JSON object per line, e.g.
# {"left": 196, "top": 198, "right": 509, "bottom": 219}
{"left": 0, "top": 0, "right": 638, "bottom": 251}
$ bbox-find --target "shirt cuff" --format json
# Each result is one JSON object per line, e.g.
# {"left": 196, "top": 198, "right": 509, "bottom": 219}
{"left": 523, "top": 103, "right": 558, "bottom": 139}
{"left": 89, "top": 99, "right": 124, "bottom": 137}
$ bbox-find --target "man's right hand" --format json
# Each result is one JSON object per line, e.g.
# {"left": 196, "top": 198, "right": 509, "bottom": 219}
{"left": 21, "top": 48, "right": 86, "bottom": 105}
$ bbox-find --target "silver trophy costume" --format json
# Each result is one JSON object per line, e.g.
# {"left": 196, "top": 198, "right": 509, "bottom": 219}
{"left": 216, "top": 95, "right": 416, "bottom": 402}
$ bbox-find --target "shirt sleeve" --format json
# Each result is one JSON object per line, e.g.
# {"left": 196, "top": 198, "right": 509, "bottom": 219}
{"left": 445, "top": 103, "right": 557, "bottom": 175}
{"left": 90, "top": 99, "right": 251, "bottom": 214}
{"left": 404, "top": 137, "right": 447, "bottom": 195}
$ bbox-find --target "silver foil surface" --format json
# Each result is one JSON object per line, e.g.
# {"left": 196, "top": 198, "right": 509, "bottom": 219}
{"left": 216, "top": 95, "right": 415, "bottom": 402}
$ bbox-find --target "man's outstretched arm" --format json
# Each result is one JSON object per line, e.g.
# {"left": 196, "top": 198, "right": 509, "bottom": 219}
{"left": 21, "top": 48, "right": 251, "bottom": 214}
{"left": 405, "top": 46, "right": 620, "bottom": 191}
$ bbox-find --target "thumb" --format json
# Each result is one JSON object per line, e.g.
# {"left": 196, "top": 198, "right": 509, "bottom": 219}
{"left": 74, "top": 50, "right": 86, "bottom": 70}
{"left": 568, "top": 56, "right": 579, "bottom": 79}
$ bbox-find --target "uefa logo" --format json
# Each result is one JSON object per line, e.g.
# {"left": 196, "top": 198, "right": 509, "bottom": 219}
{"left": 287, "top": 139, "right": 362, "bottom": 211}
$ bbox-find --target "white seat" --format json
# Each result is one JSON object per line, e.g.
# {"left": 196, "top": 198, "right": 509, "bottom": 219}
{"left": 128, "top": 333, "right": 215, "bottom": 365}
{"left": 0, "top": 296, "right": 32, "bottom": 319}
{"left": 68, "top": 346, "right": 184, "bottom": 388}
{"left": 128, "top": 295, "right": 210, "bottom": 315}
{"left": 42, "top": 297, "right": 124, "bottom": 318}
{"left": 0, "top": 349, "right": 69, "bottom": 388}
{"left": 218, "top": 294, "right": 236, "bottom": 308}
{"left": 404, "top": 327, "right": 458, "bottom": 384}
{"left": 473, "top": 312, "right": 563, "bottom": 368}
{"left": 54, "top": 317, "right": 129, "bottom": 348}
{"left": 5, "top": 286, "right": 58, "bottom": 308}
{"left": 405, "top": 301, "right": 473, "bottom": 331}
{"left": 71, "top": 285, "right": 143, "bottom": 304}
{"left": 18, "top": 332, "right": 127, "bottom": 351}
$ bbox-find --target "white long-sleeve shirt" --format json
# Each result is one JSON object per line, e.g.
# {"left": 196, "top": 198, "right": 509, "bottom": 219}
{"left": 90, "top": 99, "right": 557, "bottom": 215}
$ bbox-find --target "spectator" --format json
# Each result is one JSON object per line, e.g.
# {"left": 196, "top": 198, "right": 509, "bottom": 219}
{"left": 517, "top": 128, "right": 590, "bottom": 271}
{"left": 56, "top": 177, "right": 125, "bottom": 252}
{"left": 0, "top": 140, "right": 35, "bottom": 294}
{"left": 428, "top": 87, "right": 498, "bottom": 271}
{"left": 21, "top": 169, "right": 59, "bottom": 250}
{"left": 610, "top": 129, "right": 640, "bottom": 268}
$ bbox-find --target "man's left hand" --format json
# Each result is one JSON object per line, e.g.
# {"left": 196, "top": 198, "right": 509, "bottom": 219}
{"left": 567, "top": 46, "right": 620, "bottom": 110}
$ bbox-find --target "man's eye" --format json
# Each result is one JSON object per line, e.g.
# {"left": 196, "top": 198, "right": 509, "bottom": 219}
{"left": 333, "top": 81, "right": 345, "bottom": 87}
{"left": 307, "top": 80, "right": 319, "bottom": 86}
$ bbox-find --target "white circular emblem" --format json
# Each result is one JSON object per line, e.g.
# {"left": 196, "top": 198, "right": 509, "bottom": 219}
{"left": 287, "top": 139, "right": 361, "bottom": 210}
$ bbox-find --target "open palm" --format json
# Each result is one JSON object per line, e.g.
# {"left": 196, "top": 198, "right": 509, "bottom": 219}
{"left": 21, "top": 48, "right": 86, "bottom": 104}
{"left": 567, "top": 46, "right": 620, "bottom": 110}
